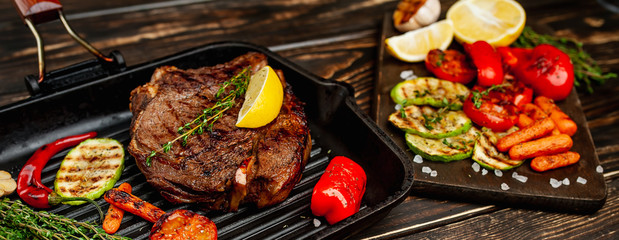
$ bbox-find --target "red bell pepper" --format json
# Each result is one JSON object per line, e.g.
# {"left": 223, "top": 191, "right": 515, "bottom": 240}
{"left": 500, "top": 44, "right": 574, "bottom": 101}
{"left": 311, "top": 156, "right": 366, "bottom": 225}
{"left": 464, "top": 41, "right": 504, "bottom": 87}
{"left": 424, "top": 49, "right": 476, "bottom": 84}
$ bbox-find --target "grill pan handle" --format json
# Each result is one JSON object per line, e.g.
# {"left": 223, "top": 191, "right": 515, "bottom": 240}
{"left": 12, "top": 0, "right": 126, "bottom": 96}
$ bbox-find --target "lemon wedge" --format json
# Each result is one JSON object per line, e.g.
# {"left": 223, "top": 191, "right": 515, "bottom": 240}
{"left": 447, "top": 0, "right": 526, "bottom": 47}
{"left": 385, "top": 19, "right": 454, "bottom": 62}
{"left": 236, "top": 65, "right": 284, "bottom": 128}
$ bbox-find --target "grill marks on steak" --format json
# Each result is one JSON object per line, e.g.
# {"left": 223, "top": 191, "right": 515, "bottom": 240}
{"left": 128, "top": 52, "right": 311, "bottom": 211}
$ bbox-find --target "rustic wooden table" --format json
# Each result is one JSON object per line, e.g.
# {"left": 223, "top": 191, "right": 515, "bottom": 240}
{"left": 0, "top": 0, "right": 617, "bottom": 239}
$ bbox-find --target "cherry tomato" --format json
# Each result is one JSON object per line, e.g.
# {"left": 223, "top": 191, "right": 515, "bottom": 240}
{"left": 499, "top": 44, "right": 574, "bottom": 101}
{"left": 425, "top": 49, "right": 476, "bottom": 84}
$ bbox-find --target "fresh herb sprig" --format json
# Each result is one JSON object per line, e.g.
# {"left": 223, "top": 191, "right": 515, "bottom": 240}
{"left": 441, "top": 138, "right": 474, "bottom": 150}
{"left": 421, "top": 107, "right": 447, "bottom": 130}
{"left": 513, "top": 26, "right": 617, "bottom": 93}
{"left": 146, "top": 67, "right": 251, "bottom": 166}
{"left": 0, "top": 198, "right": 129, "bottom": 240}
{"left": 471, "top": 84, "right": 506, "bottom": 108}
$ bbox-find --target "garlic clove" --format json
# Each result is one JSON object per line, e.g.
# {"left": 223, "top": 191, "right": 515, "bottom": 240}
{"left": 394, "top": 0, "right": 441, "bottom": 32}
{"left": 0, "top": 170, "right": 16, "bottom": 197}
{"left": 0, "top": 170, "right": 10, "bottom": 179}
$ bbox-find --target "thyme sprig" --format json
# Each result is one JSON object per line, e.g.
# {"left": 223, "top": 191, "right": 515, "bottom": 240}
{"left": 0, "top": 198, "right": 129, "bottom": 240}
{"left": 471, "top": 84, "right": 507, "bottom": 109}
{"left": 421, "top": 107, "right": 448, "bottom": 130}
{"left": 513, "top": 26, "right": 617, "bottom": 93}
{"left": 146, "top": 67, "right": 251, "bottom": 166}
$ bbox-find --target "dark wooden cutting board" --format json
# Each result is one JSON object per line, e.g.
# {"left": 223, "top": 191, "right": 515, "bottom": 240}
{"left": 372, "top": 13, "right": 606, "bottom": 213}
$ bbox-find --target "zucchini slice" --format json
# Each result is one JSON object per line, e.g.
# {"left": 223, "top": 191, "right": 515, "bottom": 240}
{"left": 389, "top": 105, "right": 472, "bottom": 139}
{"left": 54, "top": 138, "right": 124, "bottom": 205}
{"left": 405, "top": 127, "right": 477, "bottom": 162}
{"left": 390, "top": 77, "right": 470, "bottom": 110}
{"left": 472, "top": 133, "right": 524, "bottom": 170}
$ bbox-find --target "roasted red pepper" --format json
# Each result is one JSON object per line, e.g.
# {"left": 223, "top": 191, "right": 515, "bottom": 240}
{"left": 462, "top": 81, "right": 532, "bottom": 132}
{"left": 499, "top": 44, "right": 574, "bottom": 101}
{"left": 311, "top": 156, "right": 366, "bottom": 225}
{"left": 464, "top": 41, "right": 504, "bottom": 87}
{"left": 425, "top": 49, "right": 476, "bottom": 84}
{"left": 17, "top": 132, "right": 102, "bottom": 218}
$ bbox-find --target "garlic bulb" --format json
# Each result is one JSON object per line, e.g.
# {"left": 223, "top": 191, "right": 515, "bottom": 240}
{"left": 393, "top": 0, "right": 441, "bottom": 32}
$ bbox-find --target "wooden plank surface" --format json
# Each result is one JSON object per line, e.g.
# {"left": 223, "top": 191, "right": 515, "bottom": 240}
{"left": 0, "top": 0, "right": 617, "bottom": 239}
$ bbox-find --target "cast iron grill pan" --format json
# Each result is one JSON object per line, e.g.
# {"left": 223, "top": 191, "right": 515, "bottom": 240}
{"left": 0, "top": 42, "right": 414, "bottom": 239}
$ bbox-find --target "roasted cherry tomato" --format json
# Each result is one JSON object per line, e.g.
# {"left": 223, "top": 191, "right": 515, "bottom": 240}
{"left": 464, "top": 41, "right": 504, "bottom": 87}
{"left": 505, "top": 77, "right": 534, "bottom": 107}
{"left": 462, "top": 80, "right": 531, "bottom": 132}
{"left": 425, "top": 49, "right": 476, "bottom": 84}
{"left": 499, "top": 44, "right": 574, "bottom": 101}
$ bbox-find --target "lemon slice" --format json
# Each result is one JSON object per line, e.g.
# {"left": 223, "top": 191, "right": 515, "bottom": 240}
{"left": 385, "top": 19, "right": 454, "bottom": 62}
{"left": 447, "top": 0, "right": 526, "bottom": 47}
{"left": 236, "top": 65, "right": 284, "bottom": 128}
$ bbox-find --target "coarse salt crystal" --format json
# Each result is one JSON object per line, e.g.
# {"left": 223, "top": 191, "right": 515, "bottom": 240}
{"left": 430, "top": 170, "right": 438, "bottom": 177}
{"left": 563, "top": 178, "right": 570, "bottom": 185}
{"left": 501, "top": 183, "right": 510, "bottom": 191}
{"left": 413, "top": 154, "right": 423, "bottom": 164}
{"left": 576, "top": 177, "right": 587, "bottom": 184}
{"left": 422, "top": 166, "right": 432, "bottom": 173}
{"left": 550, "top": 178, "right": 562, "bottom": 188}
{"left": 494, "top": 169, "right": 503, "bottom": 177}
{"left": 512, "top": 172, "right": 528, "bottom": 183}
{"left": 395, "top": 104, "right": 403, "bottom": 111}
{"left": 596, "top": 165, "right": 604, "bottom": 173}
{"left": 481, "top": 168, "right": 488, "bottom": 175}
{"left": 400, "top": 70, "right": 416, "bottom": 80}
{"left": 313, "top": 218, "right": 321, "bottom": 227}
{"left": 472, "top": 162, "right": 480, "bottom": 172}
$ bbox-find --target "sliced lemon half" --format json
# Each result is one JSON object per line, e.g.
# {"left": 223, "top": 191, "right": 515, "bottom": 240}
{"left": 447, "top": 0, "right": 526, "bottom": 47}
{"left": 385, "top": 19, "right": 454, "bottom": 63}
{"left": 236, "top": 65, "right": 284, "bottom": 128}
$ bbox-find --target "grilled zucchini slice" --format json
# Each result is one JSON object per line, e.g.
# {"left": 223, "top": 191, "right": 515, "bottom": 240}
{"left": 391, "top": 77, "right": 470, "bottom": 110}
{"left": 389, "top": 105, "right": 472, "bottom": 139}
{"left": 54, "top": 138, "right": 124, "bottom": 205}
{"left": 472, "top": 132, "right": 524, "bottom": 170}
{"left": 405, "top": 127, "right": 477, "bottom": 162}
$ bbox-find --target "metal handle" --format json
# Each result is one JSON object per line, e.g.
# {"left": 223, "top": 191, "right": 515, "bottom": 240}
{"left": 12, "top": 0, "right": 115, "bottom": 84}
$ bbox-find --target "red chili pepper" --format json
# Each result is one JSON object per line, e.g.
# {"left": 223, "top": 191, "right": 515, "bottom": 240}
{"left": 502, "top": 44, "right": 574, "bottom": 101}
{"left": 464, "top": 41, "right": 504, "bottom": 87}
{"left": 17, "top": 132, "right": 97, "bottom": 209}
{"left": 424, "top": 49, "right": 476, "bottom": 84}
{"left": 311, "top": 156, "right": 366, "bottom": 225}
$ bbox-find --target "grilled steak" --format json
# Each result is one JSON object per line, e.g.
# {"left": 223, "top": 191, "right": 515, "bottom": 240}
{"left": 128, "top": 52, "right": 311, "bottom": 211}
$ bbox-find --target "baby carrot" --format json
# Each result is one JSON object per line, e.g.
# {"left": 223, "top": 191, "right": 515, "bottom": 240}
{"left": 550, "top": 111, "right": 577, "bottom": 136}
{"left": 104, "top": 188, "right": 165, "bottom": 223}
{"left": 531, "top": 151, "right": 580, "bottom": 172}
{"left": 103, "top": 183, "right": 132, "bottom": 234}
{"left": 509, "top": 134, "right": 573, "bottom": 160}
{"left": 497, "top": 117, "right": 555, "bottom": 152}
{"left": 534, "top": 96, "right": 577, "bottom": 136}
{"left": 533, "top": 96, "right": 557, "bottom": 114}
{"left": 522, "top": 103, "right": 547, "bottom": 121}
{"left": 516, "top": 113, "right": 534, "bottom": 128}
